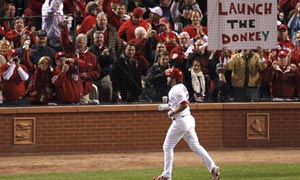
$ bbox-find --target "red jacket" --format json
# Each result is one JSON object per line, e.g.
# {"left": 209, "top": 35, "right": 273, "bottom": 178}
{"left": 61, "top": 24, "right": 100, "bottom": 95}
{"left": 5, "top": 29, "right": 36, "bottom": 48}
{"left": 77, "top": 15, "right": 97, "bottom": 34}
{"left": 102, "top": 0, "right": 124, "bottom": 30}
{"left": 52, "top": 64, "right": 82, "bottom": 104}
{"left": 182, "top": 25, "right": 208, "bottom": 38}
{"left": 118, "top": 19, "right": 149, "bottom": 42}
{"left": 271, "top": 66, "right": 300, "bottom": 98}
{"left": 0, "top": 64, "right": 28, "bottom": 101}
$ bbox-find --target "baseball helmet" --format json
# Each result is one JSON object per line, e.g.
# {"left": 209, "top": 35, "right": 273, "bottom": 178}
{"left": 165, "top": 68, "right": 183, "bottom": 82}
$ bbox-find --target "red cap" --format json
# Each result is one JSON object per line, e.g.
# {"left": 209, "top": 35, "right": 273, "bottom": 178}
{"left": 278, "top": 49, "right": 288, "bottom": 57}
{"left": 278, "top": 24, "right": 288, "bottom": 31}
{"left": 6, "top": 49, "right": 18, "bottom": 57}
{"left": 55, "top": 52, "right": 66, "bottom": 59}
{"left": 132, "top": 8, "right": 144, "bottom": 18}
{"left": 165, "top": 68, "right": 183, "bottom": 82}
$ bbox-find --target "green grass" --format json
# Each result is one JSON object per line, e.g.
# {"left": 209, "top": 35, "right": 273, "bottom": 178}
{"left": 0, "top": 163, "right": 299, "bottom": 180}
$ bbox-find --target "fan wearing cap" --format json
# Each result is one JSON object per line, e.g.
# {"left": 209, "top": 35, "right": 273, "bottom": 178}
{"left": 277, "top": 23, "right": 294, "bottom": 51}
{"left": 77, "top": 1, "right": 100, "bottom": 34}
{"left": 0, "top": 48, "right": 29, "bottom": 105}
{"left": 145, "top": 6, "right": 163, "bottom": 32}
{"left": 157, "top": 17, "right": 179, "bottom": 52}
{"left": 28, "top": 29, "right": 56, "bottom": 67}
{"left": 154, "top": 67, "right": 220, "bottom": 180}
{"left": 5, "top": 16, "right": 37, "bottom": 48}
{"left": 271, "top": 49, "right": 300, "bottom": 99}
{"left": 52, "top": 52, "right": 82, "bottom": 105}
{"left": 27, "top": 56, "right": 56, "bottom": 104}
{"left": 118, "top": 7, "right": 151, "bottom": 43}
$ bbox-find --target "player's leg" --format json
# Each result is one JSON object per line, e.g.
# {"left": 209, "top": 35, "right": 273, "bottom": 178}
{"left": 161, "top": 122, "right": 185, "bottom": 178}
{"left": 182, "top": 117, "right": 216, "bottom": 172}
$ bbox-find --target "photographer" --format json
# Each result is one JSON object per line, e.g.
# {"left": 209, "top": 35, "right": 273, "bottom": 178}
{"left": 52, "top": 52, "right": 82, "bottom": 105}
{"left": 0, "top": 49, "right": 29, "bottom": 106}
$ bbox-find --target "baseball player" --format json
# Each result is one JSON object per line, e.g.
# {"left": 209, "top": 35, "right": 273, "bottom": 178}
{"left": 153, "top": 68, "right": 220, "bottom": 180}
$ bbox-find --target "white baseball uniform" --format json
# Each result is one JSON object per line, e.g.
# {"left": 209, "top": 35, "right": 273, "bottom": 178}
{"left": 161, "top": 83, "right": 217, "bottom": 178}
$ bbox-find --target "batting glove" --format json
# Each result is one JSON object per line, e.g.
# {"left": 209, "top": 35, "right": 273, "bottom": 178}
{"left": 158, "top": 104, "right": 169, "bottom": 111}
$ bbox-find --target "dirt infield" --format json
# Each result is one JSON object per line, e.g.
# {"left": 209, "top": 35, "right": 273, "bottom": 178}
{"left": 1, "top": 148, "right": 300, "bottom": 176}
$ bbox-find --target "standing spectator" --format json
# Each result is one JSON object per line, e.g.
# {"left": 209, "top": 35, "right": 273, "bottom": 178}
{"left": 158, "top": 0, "right": 174, "bottom": 26}
{"left": 169, "top": 31, "right": 193, "bottom": 74}
{"left": 146, "top": 51, "right": 170, "bottom": 102}
{"left": 52, "top": 52, "right": 82, "bottom": 105}
{"left": 89, "top": 31, "right": 113, "bottom": 103}
{"left": 23, "top": 0, "right": 45, "bottom": 30}
{"left": 0, "top": 49, "right": 29, "bottom": 106}
{"left": 77, "top": 1, "right": 99, "bottom": 34}
{"left": 111, "top": 43, "right": 142, "bottom": 103}
{"left": 185, "top": 59, "right": 206, "bottom": 102}
{"left": 102, "top": 0, "right": 129, "bottom": 31}
{"left": 271, "top": 49, "right": 300, "bottom": 99}
{"left": 157, "top": 17, "right": 179, "bottom": 52}
{"left": 188, "top": 39, "right": 210, "bottom": 99}
{"left": 182, "top": 9, "right": 207, "bottom": 41}
{"left": 30, "top": 29, "right": 56, "bottom": 67}
{"left": 287, "top": 3, "right": 300, "bottom": 45}
{"left": 277, "top": 23, "right": 294, "bottom": 51}
{"left": 146, "top": 6, "right": 163, "bottom": 32}
{"left": 42, "top": 0, "right": 72, "bottom": 52}
{"left": 1, "top": 3, "right": 16, "bottom": 33}
{"left": 61, "top": 21, "right": 100, "bottom": 104}
{"left": 225, "top": 49, "right": 267, "bottom": 102}
{"left": 171, "top": 0, "right": 200, "bottom": 32}
{"left": 26, "top": 56, "right": 56, "bottom": 105}
{"left": 145, "top": 42, "right": 167, "bottom": 65}
{"left": 129, "top": 26, "right": 150, "bottom": 76}
{"left": 87, "top": 12, "right": 122, "bottom": 63}
{"left": 5, "top": 17, "right": 37, "bottom": 48}
{"left": 118, "top": 7, "right": 150, "bottom": 43}
{"left": 290, "top": 31, "right": 300, "bottom": 69}
{"left": 0, "top": 38, "right": 13, "bottom": 57}
{"left": 210, "top": 63, "right": 231, "bottom": 102}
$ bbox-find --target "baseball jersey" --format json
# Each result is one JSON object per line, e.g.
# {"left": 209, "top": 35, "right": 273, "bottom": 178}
{"left": 168, "top": 83, "right": 191, "bottom": 119}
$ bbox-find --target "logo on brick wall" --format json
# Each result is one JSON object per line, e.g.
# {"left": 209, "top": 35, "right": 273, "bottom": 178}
{"left": 247, "top": 113, "right": 269, "bottom": 140}
{"left": 14, "top": 117, "right": 35, "bottom": 145}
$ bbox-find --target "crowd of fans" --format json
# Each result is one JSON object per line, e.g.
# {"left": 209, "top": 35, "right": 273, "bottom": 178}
{"left": 0, "top": 0, "right": 299, "bottom": 106}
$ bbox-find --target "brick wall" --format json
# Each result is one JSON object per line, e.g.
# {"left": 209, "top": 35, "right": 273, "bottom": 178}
{"left": 0, "top": 103, "right": 300, "bottom": 154}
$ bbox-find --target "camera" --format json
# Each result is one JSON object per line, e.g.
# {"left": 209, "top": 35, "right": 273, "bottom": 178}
{"left": 11, "top": 57, "right": 19, "bottom": 64}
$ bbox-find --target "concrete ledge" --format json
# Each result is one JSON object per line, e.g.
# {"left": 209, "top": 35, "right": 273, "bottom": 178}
{"left": 1, "top": 102, "right": 300, "bottom": 115}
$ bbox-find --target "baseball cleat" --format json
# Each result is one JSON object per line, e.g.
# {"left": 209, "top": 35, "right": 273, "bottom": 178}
{"left": 211, "top": 166, "right": 221, "bottom": 180}
{"left": 152, "top": 176, "right": 170, "bottom": 180}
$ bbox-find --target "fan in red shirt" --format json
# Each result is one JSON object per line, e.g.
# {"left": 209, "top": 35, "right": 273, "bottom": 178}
{"left": 61, "top": 20, "right": 100, "bottom": 104}
{"left": 182, "top": 9, "right": 207, "bottom": 41}
{"left": 52, "top": 52, "right": 82, "bottom": 105}
{"left": 0, "top": 49, "right": 29, "bottom": 105}
{"left": 5, "top": 17, "right": 37, "bottom": 48}
{"left": 118, "top": 7, "right": 151, "bottom": 43}
{"left": 77, "top": 1, "right": 99, "bottom": 34}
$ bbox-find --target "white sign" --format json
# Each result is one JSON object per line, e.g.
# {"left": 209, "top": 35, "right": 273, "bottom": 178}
{"left": 208, "top": 0, "right": 277, "bottom": 50}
